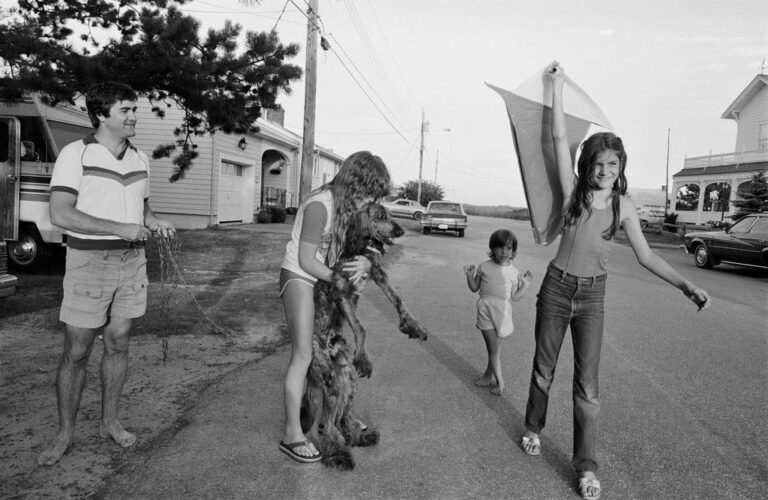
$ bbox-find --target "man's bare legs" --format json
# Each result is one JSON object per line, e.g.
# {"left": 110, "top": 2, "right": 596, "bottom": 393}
{"left": 37, "top": 325, "right": 98, "bottom": 466}
{"left": 38, "top": 318, "right": 135, "bottom": 466}
{"left": 98, "top": 317, "right": 136, "bottom": 448}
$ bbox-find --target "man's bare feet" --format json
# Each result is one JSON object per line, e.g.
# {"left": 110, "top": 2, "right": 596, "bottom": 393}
{"left": 37, "top": 431, "right": 73, "bottom": 466}
{"left": 490, "top": 384, "right": 504, "bottom": 396}
{"left": 475, "top": 374, "right": 495, "bottom": 387}
{"left": 99, "top": 421, "right": 136, "bottom": 448}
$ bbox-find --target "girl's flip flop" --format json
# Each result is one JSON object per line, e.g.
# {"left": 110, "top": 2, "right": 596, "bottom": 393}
{"left": 279, "top": 440, "right": 322, "bottom": 463}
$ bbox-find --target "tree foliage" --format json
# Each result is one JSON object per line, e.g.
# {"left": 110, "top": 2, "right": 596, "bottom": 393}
{"left": 399, "top": 180, "right": 445, "bottom": 206}
{"left": 731, "top": 170, "right": 768, "bottom": 218}
{"left": 0, "top": 0, "right": 302, "bottom": 181}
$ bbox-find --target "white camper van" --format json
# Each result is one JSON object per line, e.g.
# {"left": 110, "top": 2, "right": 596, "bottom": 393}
{"left": 0, "top": 95, "right": 93, "bottom": 270}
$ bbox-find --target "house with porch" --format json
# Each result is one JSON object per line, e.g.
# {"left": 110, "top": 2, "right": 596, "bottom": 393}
{"left": 671, "top": 73, "right": 768, "bottom": 224}
{"left": 130, "top": 103, "right": 344, "bottom": 229}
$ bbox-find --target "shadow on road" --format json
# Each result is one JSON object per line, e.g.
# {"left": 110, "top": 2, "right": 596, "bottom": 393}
{"left": 420, "top": 331, "right": 576, "bottom": 486}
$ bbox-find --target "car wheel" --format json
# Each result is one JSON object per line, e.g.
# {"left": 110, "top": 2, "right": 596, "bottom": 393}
{"left": 413, "top": 211, "right": 423, "bottom": 221}
{"left": 693, "top": 244, "right": 714, "bottom": 269}
{"left": 8, "top": 224, "right": 48, "bottom": 271}
{"left": 423, "top": 227, "right": 431, "bottom": 234}
{"left": 458, "top": 229, "right": 465, "bottom": 238}
{"left": 640, "top": 220, "right": 648, "bottom": 229}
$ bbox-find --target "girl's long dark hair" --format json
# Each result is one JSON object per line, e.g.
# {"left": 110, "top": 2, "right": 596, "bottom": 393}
{"left": 317, "top": 151, "right": 390, "bottom": 266}
{"left": 564, "top": 132, "right": 627, "bottom": 239}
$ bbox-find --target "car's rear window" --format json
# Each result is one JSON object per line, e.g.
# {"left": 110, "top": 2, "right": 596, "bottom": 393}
{"left": 429, "top": 203, "right": 462, "bottom": 213}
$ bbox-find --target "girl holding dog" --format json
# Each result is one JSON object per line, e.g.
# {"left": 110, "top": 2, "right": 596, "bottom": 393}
{"left": 464, "top": 229, "right": 533, "bottom": 396}
{"left": 520, "top": 62, "right": 711, "bottom": 499}
{"left": 277, "top": 151, "right": 391, "bottom": 463}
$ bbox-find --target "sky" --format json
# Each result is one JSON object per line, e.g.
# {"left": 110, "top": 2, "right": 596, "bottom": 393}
{"left": 6, "top": 0, "right": 767, "bottom": 207}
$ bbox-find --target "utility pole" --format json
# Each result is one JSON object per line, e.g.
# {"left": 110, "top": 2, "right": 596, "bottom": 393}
{"left": 434, "top": 150, "right": 439, "bottom": 183}
{"left": 299, "top": 0, "right": 319, "bottom": 203}
{"left": 664, "top": 128, "right": 670, "bottom": 217}
{"left": 417, "top": 109, "right": 426, "bottom": 204}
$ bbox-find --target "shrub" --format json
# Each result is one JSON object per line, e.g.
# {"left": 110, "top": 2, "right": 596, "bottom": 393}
{"left": 256, "top": 210, "right": 272, "bottom": 223}
{"left": 286, "top": 207, "right": 298, "bottom": 215}
{"left": 268, "top": 206, "right": 287, "bottom": 223}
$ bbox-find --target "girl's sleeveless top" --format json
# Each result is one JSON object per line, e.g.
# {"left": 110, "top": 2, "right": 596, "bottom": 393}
{"left": 552, "top": 206, "right": 614, "bottom": 277}
{"left": 280, "top": 189, "right": 334, "bottom": 282}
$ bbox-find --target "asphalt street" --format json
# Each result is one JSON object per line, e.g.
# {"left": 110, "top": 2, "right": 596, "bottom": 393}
{"left": 102, "top": 216, "right": 768, "bottom": 499}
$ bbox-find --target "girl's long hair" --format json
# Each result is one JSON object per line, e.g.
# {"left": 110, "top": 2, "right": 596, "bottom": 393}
{"left": 564, "top": 132, "right": 627, "bottom": 239}
{"left": 313, "top": 151, "right": 390, "bottom": 266}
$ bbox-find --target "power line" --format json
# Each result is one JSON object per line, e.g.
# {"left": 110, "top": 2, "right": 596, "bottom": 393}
{"left": 328, "top": 33, "right": 409, "bottom": 131}
{"left": 328, "top": 48, "right": 414, "bottom": 144}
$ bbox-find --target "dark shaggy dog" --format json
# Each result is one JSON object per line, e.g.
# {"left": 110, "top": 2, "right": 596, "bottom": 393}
{"left": 301, "top": 202, "right": 429, "bottom": 470}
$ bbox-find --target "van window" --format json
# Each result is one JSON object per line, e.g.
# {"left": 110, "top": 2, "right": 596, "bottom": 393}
{"left": 18, "top": 116, "right": 54, "bottom": 163}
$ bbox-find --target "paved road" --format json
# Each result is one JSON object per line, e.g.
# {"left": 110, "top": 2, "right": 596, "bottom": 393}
{"left": 103, "top": 216, "right": 768, "bottom": 499}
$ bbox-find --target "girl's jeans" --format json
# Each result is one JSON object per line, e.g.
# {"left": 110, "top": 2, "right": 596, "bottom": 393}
{"left": 525, "top": 262, "right": 606, "bottom": 473}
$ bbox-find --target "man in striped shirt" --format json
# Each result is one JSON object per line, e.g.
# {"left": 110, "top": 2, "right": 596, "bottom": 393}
{"left": 38, "top": 82, "right": 175, "bottom": 466}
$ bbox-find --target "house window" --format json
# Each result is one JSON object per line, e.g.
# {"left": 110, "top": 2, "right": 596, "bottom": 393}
{"left": 312, "top": 155, "right": 319, "bottom": 177}
{"left": 702, "top": 182, "right": 731, "bottom": 212}
{"left": 759, "top": 123, "right": 768, "bottom": 151}
{"left": 221, "top": 160, "right": 244, "bottom": 177}
{"left": 675, "top": 184, "right": 700, "bottom": 211}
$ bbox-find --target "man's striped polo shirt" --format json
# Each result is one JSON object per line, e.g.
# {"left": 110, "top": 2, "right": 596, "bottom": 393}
{"left": 50, "top": 134, "right": 149, "bottom": 250}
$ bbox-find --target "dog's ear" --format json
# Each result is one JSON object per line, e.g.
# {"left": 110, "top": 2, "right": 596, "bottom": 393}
{"left": 345, "top": 207, "right": 370, "bottom": 254}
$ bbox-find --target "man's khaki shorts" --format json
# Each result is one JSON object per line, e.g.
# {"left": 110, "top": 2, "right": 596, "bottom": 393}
{"left": 60, "top": 248, "right": 148, "bottom": 329}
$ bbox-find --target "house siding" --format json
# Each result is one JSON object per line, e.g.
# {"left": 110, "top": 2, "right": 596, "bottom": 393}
{"left": 735, "top": 84, "right": 768, "bottom": 152}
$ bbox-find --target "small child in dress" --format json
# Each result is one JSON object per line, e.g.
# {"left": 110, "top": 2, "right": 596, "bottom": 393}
{"left": 464, "top": 229, "right": 533, "bottom": 396}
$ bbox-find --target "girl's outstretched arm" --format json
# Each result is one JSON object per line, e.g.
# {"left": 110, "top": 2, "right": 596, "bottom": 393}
{"left": 547, "top": 62, "right": 576, "bottom": 205}
{"left": 464, "top": 264, "right": 480, "bottom": 292}
{"left": 619, "top": 197, "right": 711, "bottom": 311}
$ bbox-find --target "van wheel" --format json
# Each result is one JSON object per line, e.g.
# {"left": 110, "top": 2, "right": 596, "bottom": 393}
{"left": 8, "top": 224, "right": 47, "bottom": 271}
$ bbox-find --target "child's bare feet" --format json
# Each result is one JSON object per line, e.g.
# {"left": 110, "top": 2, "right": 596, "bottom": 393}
{"left": 489, "top": 384, "right": 504, "bottom": 396}
{"left": 475, "top": 374, "right": 495, "bottom": 387}
{"left": 99, "top": 421, "right": 136, "bottom": 448}
{"left": 37, "top": 431, "right": 73, "bottom": 466}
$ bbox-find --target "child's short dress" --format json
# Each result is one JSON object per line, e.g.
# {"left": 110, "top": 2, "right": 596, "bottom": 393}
{"left": 475, "top": 260, "right": 520, "bottom": 338}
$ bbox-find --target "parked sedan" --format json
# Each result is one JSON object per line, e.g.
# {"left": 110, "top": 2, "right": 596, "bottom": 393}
{"left": 682, "top": 213, "right": 768, "bottom": 269}
{"left": 382, "top": 199, "right": 426, "bottom": 220}
{"left": 420, "top": 201, "right": 468, "bottom": 237}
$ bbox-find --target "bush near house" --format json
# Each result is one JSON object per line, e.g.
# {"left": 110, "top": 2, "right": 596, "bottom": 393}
{"left": 268, "top": 207, "right": 287, "bottom": 223}
{"left": 256, "top": 210, "right": 272, "bottom": 224}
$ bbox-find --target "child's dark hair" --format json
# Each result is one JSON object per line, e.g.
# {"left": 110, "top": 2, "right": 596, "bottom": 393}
{"left": 565, "top": 132, "right": 628, "bottom": 239}
{"left": 488, "top": 229, "right": 518, "bottom": 263}
{"left": 85, "top": 82, "right": 138, "bottom": 128}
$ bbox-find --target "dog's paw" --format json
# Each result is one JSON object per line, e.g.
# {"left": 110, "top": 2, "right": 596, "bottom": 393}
{"left": 399, "top": 317, "right": 429, "bottom": 341}
{"left": 353, "top": 353, "right": 373, "bottom": 378}
{"left": 321, "top": 447, "right": 355, "bottom": 471}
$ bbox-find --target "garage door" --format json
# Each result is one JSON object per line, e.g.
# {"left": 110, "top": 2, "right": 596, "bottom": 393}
{"left": 219, "top": 160, "right": 245, "bottom": 223}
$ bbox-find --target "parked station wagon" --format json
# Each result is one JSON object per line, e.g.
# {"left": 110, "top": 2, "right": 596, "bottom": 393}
{"left": 420, "top": 201, "right": 468, "bottom": 237}
{"left": 682, "top": 213, "right": 768, "bottom": 269}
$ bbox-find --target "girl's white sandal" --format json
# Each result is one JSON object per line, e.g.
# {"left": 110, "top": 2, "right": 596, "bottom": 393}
{"left": 578, "top": 476, "right": 601, "bottom": 500}
{"left": 521, "top": 435, "right": 541, "bottom": 455}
